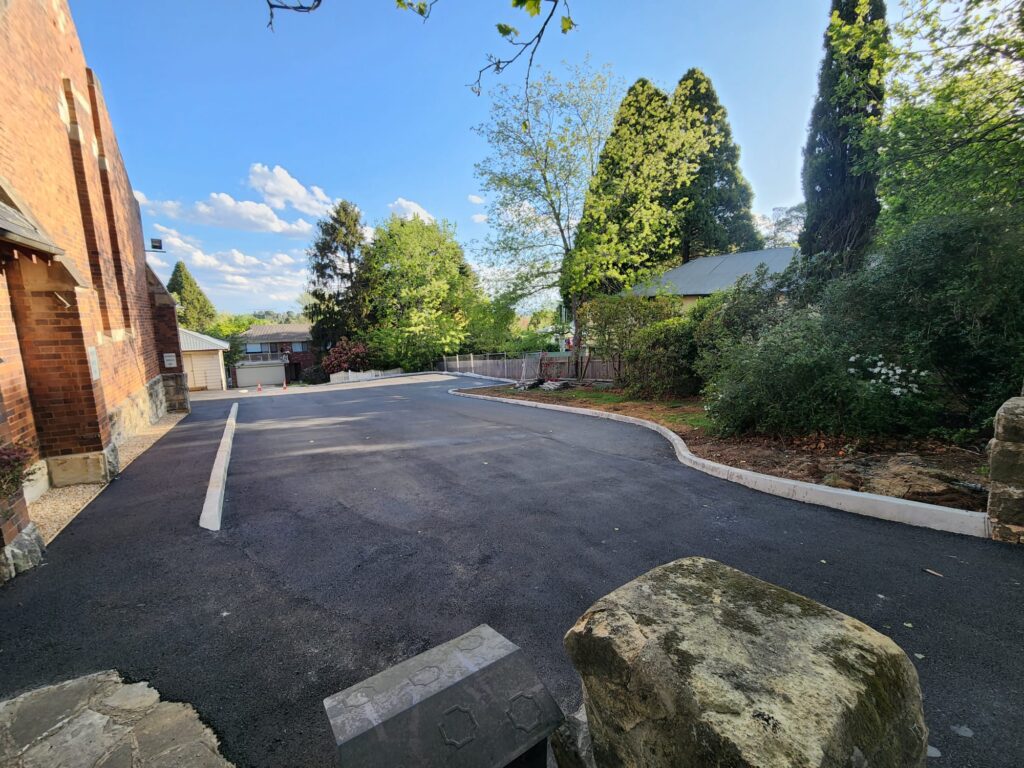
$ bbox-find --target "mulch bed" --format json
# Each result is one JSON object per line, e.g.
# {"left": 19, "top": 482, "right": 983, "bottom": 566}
{"left": 465, "top": 384, "right": 989, "bottom": 512}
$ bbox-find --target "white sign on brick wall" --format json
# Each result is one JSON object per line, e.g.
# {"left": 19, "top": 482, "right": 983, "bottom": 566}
{"left": 163, "top": 353, "right": 177, "bottom": 369}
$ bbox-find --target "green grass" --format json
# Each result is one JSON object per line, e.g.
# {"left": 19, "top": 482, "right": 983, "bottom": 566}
{"left": 510, "top": 386, "right": 711, "bottom": 430}
{"left": 662, "top": 411, "right": 713, "bottom": 430}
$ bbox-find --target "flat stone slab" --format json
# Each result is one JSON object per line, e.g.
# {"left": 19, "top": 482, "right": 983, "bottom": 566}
{"left": 324, "top": 624, "right": 562, "bottom": 767}
{"left": 564, "top": 557, "right": 928, "bottom": 768}
{"left": 0, "top": 671, "right": 232, "bottom": 768}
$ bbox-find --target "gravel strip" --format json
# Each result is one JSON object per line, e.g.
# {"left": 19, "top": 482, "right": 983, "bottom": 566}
{"left": 29, "top": 412, "right": 187, "bottom": 544}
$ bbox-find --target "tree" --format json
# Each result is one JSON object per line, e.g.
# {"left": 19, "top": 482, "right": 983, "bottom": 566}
{"left": 353, "top": 216, "right": 480, "bottom": 370}
{"left": 564, "top": 77, "right": 710, "bottom": 298}
{"left": 872, "top": 0, "right": 1023, "bottom": 237}
{"left": 474, "top": 61, "right": 619, "bottom": 305}
{"left": 166, "top": 261, "right": 215, "bottom": 331}
{"left": 799, "top": 0, "right": 888, "bottom": 272}
{"left": 756, "top": 203, "right": 806, "bottom": 248}
{"left": 306, "top": 200, "right": 366, "bottom": 351}
{"left": 203, "top": 312, "right": 259, "bottom": 367}
{"left": 671, "top": 69, "right": 762, "bottom": 261}
{"left": 267, "top": 0, "right": 578, "bottom": 93}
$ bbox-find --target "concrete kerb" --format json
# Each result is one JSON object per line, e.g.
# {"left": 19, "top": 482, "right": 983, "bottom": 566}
{"left": 199, "top": 402, "right": 238, "bottom": 531}
{"left": 450, "top": 387, "right": 993, "bottom": 539}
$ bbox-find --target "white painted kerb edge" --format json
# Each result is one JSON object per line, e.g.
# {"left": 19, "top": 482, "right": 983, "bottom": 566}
{"left": 200, "top": 402, "right": 238, "bottom": 531}
{"left": 450, "top": 388, "right": 992, "bottom": 539}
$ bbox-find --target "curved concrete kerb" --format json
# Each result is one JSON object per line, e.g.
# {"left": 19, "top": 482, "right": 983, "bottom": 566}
{"left": 199, "top": 402, "right": 238, "bottom": 532}
{"left": 449, "top": 387, "right": 992, "bottom": 539}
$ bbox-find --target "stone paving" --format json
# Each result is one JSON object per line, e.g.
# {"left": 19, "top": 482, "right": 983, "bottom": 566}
{"left": 0, "top": 671, "right": 232, "bottom": 767}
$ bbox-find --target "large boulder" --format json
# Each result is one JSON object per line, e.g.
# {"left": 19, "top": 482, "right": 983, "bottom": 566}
{"left": 564, "top": 557, "right": 927, "bottom": 767}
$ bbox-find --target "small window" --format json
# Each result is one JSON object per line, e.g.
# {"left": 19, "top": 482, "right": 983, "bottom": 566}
{"left": 292, "top": 342, "right": 305, "bottom": 352}
{"left": 245, "top": 343, "right": 262, "bottom": 354}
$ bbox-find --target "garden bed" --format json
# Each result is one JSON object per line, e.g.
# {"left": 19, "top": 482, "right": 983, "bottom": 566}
{"left": 467, "top": 384, "right": 990, "bottom": 512}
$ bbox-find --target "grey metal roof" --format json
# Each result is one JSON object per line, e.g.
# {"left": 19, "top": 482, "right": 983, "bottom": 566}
{"left": 0, "top": 195, "right": 62, "bottom": 256}
{"left": 237, "top": 323, "right": 312, "bottom": 343}
{"left": 633, "top": 247, "right": 798, "bottom": 297}
{"left": 179, "top": 327, "right": 230, "bottom": 352}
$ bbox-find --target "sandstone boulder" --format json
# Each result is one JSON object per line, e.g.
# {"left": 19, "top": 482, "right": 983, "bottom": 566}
{"left": 564, "top": 557, "right": 927, "bottom": 767}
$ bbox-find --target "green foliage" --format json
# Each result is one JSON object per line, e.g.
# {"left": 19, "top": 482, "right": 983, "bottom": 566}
{"left": 353, "top": 216, "right": 478, "bottom": 370}
{"left": 566, "top": 78, "right": 704, "bottom": 297}
{"left": 577, "top": 295, "right": 681, "bottom": 380}
{"left": 822, "top": 213, "right": 1024, "bottom": 426}
{"left": 167, "top": 261, "right": 215, "bottom": 331}
{"left": 321, "top": 338, "right": 370, "bottom": 375}
{"left": 871, "top": 0, "right": 1024, "bottom": 237}
{"left": 671, "top": 69, "right": 763, "bottom": 261}
{"left": 307, "top": 200, "right": 366, "bottom": 351}
{"left": 300, "top": 365, "right": 329, "bottom": 385}
{"left": 799, "top": 0, "right": 889, "bottom": 273}
{"left": 623, "top": 316, "right": 701, "bottom": 399}
{"left": 474, "top": 62, "right": 620, "bottom": 304}
{"left": 704, "top": 309, "right": 937, "bottom": 437}
{"left": 202, "top": 312, "right": 258, "bottom": 366}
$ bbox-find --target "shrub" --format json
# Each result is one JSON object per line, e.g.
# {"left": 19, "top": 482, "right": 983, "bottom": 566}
{"left": 578, "top": 294, "right": 682, "bottom": 381}
{"left": 0, "top": 442, "right": 37, "bottom": 499}
{"left": 623, "top": 317, "right": 701, "bottom": 399}
{"left": 822, "top": 213, "right": 1024, "bottom": 430}
{"left": 322, "top": 338, "right": 370, "bottom": 375}
{"left": 704, "top": 310, "right": 939, "bottom": 437}
{"left": 300, "top": 365, "right": 329, "bottom": 385}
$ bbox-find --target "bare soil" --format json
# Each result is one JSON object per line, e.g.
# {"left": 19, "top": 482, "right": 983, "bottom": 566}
{"left": 467, "top": 384, "right": 990, "bottom": 512}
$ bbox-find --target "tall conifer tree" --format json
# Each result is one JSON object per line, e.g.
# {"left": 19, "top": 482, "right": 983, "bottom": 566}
{"left": 671, "top": 68, "right": 763, "bottom": 261}
{"left": 799, "top": 0, "right": 888, "bottom": 272}
{"left": 166, "top": 261, "right": 215, "bottom": 331}
{"left": 307, "top": 200, "right": 366, "bottom": 350}
{"left": 565, "top": 78, "right": 708, "bottom": 297}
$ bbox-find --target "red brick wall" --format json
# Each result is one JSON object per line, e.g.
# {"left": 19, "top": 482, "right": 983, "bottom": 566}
{"left": 0, "top": 0, "right": 168, "bottom": 463}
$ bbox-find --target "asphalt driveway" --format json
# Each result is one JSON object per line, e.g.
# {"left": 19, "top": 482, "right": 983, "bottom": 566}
{"left": 0, "top": 375, "right": 1020, "bottom": 766}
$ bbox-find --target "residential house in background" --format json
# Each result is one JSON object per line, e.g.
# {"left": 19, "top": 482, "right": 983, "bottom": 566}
{"left": 0, "top": 0, "right": 188, "bottom": 579}
{"left": 179, "top": 328, "right": 229, "bottom": 391}
{"left": 632, "top": 247, "right": 798, "bottom": 306}
{"left": 233, "top": 323, "right": 314, "bottom": 387}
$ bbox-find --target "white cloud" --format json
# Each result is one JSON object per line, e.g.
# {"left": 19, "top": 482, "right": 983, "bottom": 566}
{"left": 388, "top": 197, "right": 434, "bottom": 223}
{"left": 194, "top": 192, "right": 313, "bottom": 237}
{"left": 361, "top": 225, "right": 376, "bottom": 243}
{"left": 467, "top": 194, "right": 485, "bottom": 205}
{"left": 248, "top": 163, "right": 335, "bottom": 217}
{"left": 471, "top": 213, "right": 488, "bottom": 224}
{"left": 270, "top": 252, "right": 297, "bottom": 266}
{"left": 134, "top": 190, "right": 183, "bottom": 218}
{"left": 226, "top": 249, "right": 262, "bottom": 267}
{"left": 146, "top": 253, "right": 169, "bottom": 268}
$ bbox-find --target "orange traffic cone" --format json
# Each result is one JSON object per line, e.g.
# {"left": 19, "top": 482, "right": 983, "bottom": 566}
{"left": 257, "top": 382, "right": 262, "bottom": 393}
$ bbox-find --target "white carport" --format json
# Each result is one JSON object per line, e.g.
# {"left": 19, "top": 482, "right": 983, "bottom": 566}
{"left": 179, "top": 328, "right": 230, "bottom": 391}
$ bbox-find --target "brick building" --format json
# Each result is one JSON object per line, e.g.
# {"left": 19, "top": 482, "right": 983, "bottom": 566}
{"left": 0, "top": 0, "right": 187, "bottom": 578}
{"left": 233, "top": 324, "right": 315, "bottom": 388}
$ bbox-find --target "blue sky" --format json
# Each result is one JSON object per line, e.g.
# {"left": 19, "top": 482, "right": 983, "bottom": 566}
{"left": 74, "top": 0, "right": 827, "bottom": 314}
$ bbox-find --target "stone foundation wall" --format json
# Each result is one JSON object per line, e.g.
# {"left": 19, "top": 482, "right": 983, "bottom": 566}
{"left": 988, "top": 395, "right": 1024, "bottom": 543}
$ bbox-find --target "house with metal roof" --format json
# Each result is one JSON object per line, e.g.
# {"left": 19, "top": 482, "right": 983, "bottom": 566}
{"left": 178, "top": 328, "right": 230, "bottom": 391}
{"left": 233, "top": 323, "right": 315, "bottom": 388}
{"left": 632, "top": 247, "right": 798, "bottom": 306}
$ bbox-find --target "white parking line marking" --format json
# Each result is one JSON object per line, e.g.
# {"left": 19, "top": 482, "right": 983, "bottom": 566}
{"left": 200, "top": 402, "right": 238, "bottom": 532}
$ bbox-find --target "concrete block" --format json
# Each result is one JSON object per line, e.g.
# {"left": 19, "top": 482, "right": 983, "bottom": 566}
{"left": 324, "top": 624, "right": 562, "bottom": 767}
{"left": 47, "top": 451, "right": 111, "bottom": 486}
